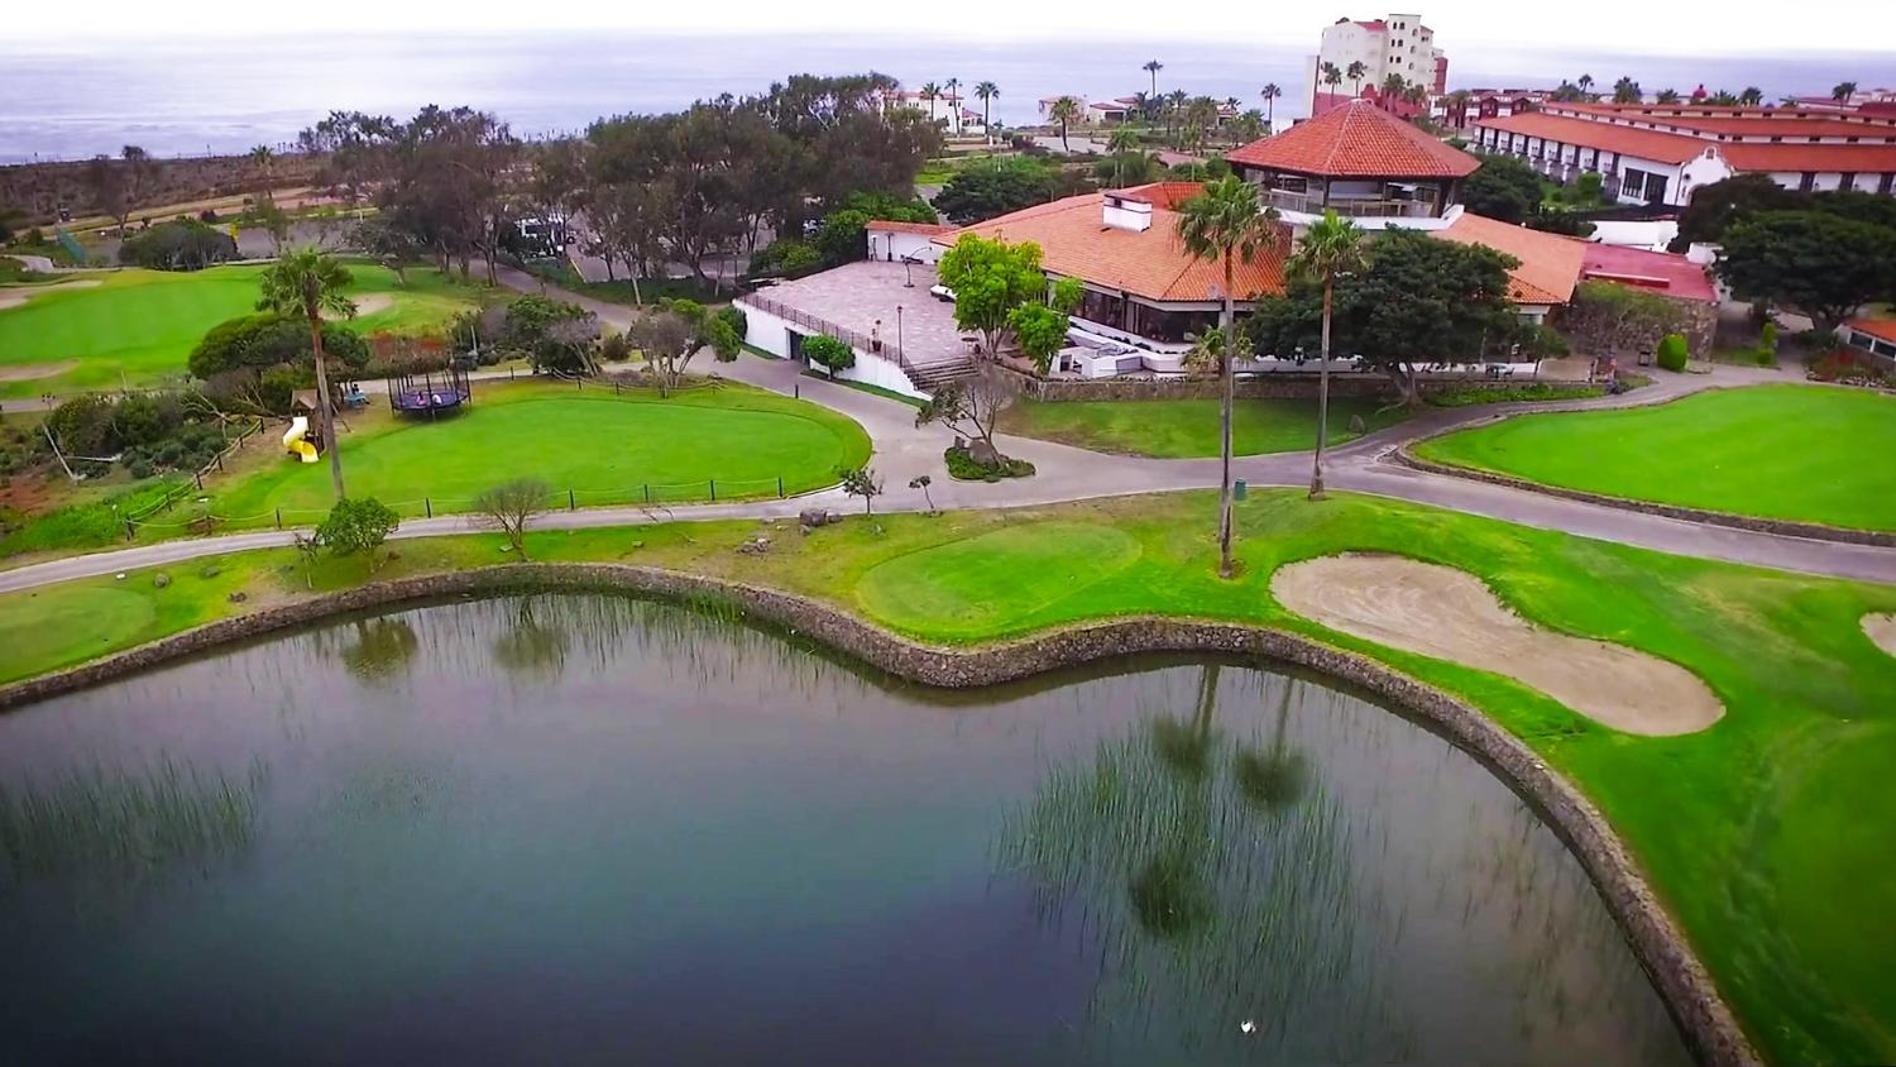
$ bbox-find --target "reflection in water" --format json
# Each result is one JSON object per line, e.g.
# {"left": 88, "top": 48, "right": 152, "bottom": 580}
{"left": 0, "top": 596, "right": 1689, "bottom": 1066}
{"left": 998, "top": 668, "right": 1381, "bottom": 1061}
{"left": 0, "top": 758, "right": 266, "bottom": 892}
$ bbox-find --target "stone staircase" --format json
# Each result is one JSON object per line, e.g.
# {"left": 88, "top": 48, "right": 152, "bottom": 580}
{"left": 901, "top": 353, "right": 976, "bottom": 392}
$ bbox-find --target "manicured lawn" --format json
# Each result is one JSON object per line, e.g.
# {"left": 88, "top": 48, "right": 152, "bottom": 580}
{"left": 1414, "top": 384, "right": 1896, "bottom": 531}
{"left": 0, "top": 262, "right": 486, "bottom": 398}
{"left": 205, "top": 378, "right": 871, "bottom": 524}
{"left": 996, "top": 396, "right": 1409, "bottom": 457}
{"left": 3, "top": 489, "right": 1893, "bottom": 1065}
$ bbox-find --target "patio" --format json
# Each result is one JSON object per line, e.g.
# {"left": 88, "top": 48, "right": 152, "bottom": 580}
{"left": 747, "top": 261, "right": 969, "bottom": 371}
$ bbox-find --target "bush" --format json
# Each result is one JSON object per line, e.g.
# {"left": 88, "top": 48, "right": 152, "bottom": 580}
{"left": 1655, "top": 333, "right": 1690, "bottom": 372}
{"left": 715, "top": 304, "right": 748, "bottom": 343}
{"left": 944, "top": 445, "right": 1035, "bottom": 482}
{"left": 1807, "top": 349, "right": 1896, "bottom": 387}
{"left": 117, "top": 219, "right": 238, "bottom": 271}
{"left": 802, "top": 334, "right": 855, "bottom": 372}
{"left": 600, "top": 330, "right": 632, "bottom": 362}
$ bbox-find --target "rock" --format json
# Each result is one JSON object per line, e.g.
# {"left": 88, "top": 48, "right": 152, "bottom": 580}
{"left": 152, "top": 572, "right": 172, "bottom": 589}
{"left": 967, "top": 439, "right": 1002, "bottom": 467}
{"left": 737, "top": 536, "right": 771, "bottom": 555}
{"left": 227, "top": 591, "right": 247, "bottom": 603}
{"left": 798, "top": 508, "right": 842, "bottom": 529}
{"left": 199, "top": 564, "right": 221, "bottom": 579}
{"left": 1348, "top": 413, "right": 1366, "bottom": 434}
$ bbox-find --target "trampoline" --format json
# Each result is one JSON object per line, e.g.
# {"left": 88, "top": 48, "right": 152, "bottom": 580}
{"left": 387, "top": 366, "right": 472, "bottom": 419}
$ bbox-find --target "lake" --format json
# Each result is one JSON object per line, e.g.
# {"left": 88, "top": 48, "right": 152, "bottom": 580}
{"left": 0, "top": 594, "right": 1688, "bottom": 1064}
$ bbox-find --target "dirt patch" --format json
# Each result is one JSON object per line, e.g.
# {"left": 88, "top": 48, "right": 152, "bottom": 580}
{"left": 328, "top": 293, "right": 394, "bottom": 319}
{"left": 0, "top": 278, "right": 101, "bottom": 312}
{"left": 1864, "top": 614, "right": 1896, "bottom": 659}
{"left": 1271, "top": 553, "right": 1724, "bottom": 736}
{"left": 0, "top": 359, "right": 78, "bottom": 382}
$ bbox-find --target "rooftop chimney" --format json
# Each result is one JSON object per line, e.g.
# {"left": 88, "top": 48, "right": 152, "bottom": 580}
{"left": 1102, "top": 192, "right": 1153, "bottom": 232}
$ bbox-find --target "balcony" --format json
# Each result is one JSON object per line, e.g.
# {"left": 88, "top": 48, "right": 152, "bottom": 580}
{"left": 1259, "top": 188, "right": 1437, "bottom": 219}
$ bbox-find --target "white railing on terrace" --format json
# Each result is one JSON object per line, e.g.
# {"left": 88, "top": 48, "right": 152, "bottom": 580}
{"left": 1261, "top": 189, "right": 1435, "bottom": 218}
{"left": 741, "top": 292, "right": 926, "bottom": 374}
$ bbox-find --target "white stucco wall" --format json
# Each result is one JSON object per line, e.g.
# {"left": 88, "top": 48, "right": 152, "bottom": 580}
{"left": 866, "top": 229, "right": 943, "bottom": 265}
{"left": 735, "top": 298, "right": 930, "bottom": 401}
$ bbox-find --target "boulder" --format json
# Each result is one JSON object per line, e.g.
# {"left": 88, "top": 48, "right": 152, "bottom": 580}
{"left": 152, "top": 572, "right": 172, "bottom": 589}
{"left": 967, "top": 439, "right": 1002, "bottom": 467}
{"left": 227, "top": 591, "right": 247, "bottom": 603}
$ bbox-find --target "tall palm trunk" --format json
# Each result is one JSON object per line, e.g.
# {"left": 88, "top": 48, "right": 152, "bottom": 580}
{"left": 306, "top": 290, "right": 345, "bottom": 501}
{"left": 1217, "top": 253, "right": 1237, "bottom": 577}
{"left": 1309, "top": 277, "right": 1333, "bottom": 499}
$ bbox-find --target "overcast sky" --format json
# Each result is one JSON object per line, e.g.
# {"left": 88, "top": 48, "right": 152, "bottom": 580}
{"left": 7, "top": 0, "right": 1894, "bottom": 57}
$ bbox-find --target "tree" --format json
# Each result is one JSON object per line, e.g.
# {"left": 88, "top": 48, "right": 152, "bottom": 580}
{"left": 1249, "top": 230, "right": 1519, "bottom": 406}
{"left": 1671, "top": 174, "right": 1805, "bottom": 248}
{"left": 908, "top": 474, "right": 936, "bottom": 514}
{"left": 1320, "top": 63, "right": 1343, "bottom": 98}
{"left": 1833, "top": 81, "right": 1858, "bottom": 103}
{"left": 1613, "top": 77, "right": 1643, "bottom": 104}
{"left": 1740, "top": 87, "right": 1764, "bottom": 107}
{"left": 258, "top": 247, "right": 355, "bottom": 501}
{"left": 1717, "top": 211, "right": 1896, "bottom": 332}
{"left": 1345, "top": 61, "right": 1367, "bottom": 97}
{"left": 944, "top": 78, "right": 962, "bottom": 129}
{"left": 315, "top": 497, "right": 400, "bottom": 572}
{"left": 1143, "top": 59, "right": 1163, "bottom": 99}
{"left": 1260, "top": 83, "right": 1282, "bottom": 128}
{"left": 474, "top": 478, "right": 550, "bottom": 557}
{"left": 921, "top": 82, "right": 942, "bottom": 122}
{"left": 974, "top": 81, "right": 999, "bottom": 137}
{"left": 1656, "top": 88, "right": 1682, "bottom": 105}
{"left": 1008, "top": 277, "right": 1083, "bottom": 371}
{"left": 1560, "top": 280, "right": 1691, "bottom": 361}
{"left": 936, "top": 233, "right": 1052, "bottom": 358}
{"left": 247, "top": 145, "right": 276, "bottom": 193}
{"left": 837, "top": 464, "right": 882, "bottom": 515}
{"left": 1176, "top": 177, "right": 1285, "bottom": 577}
{"left": 1048, "top": 96, "right": 1082, "bottom": 153}
{"left": 188, "top": 312, "right": 369, "bottom": 408}
{"left": 1380, "top": 72, "right": 1406, "bottom": 107}
{"left": 1577, "top": 74, "right": 1595, "bottom": 98}
{"left": 118, "top": 220, "right": 238, "bottom": 271}
{"left": 1460, "top": 154, "right": 1543, "bottom": 224}
{"left": 350, "top": 216, "right": 426, "bottom": 285}
{"left": 1285, "top": 210, "right": 1366, "bottom": 501}
{"left": 914, "top": 366, "right": 1018, "bottom": 461}
{"left": 1655, "top": 333, "right": 1690, "bottom": 372}
{"left": 802, "top": 334, "right": 855, "bottom": 372}
{"left": 933, "top": 156, "right": 1059, "bottom": 223}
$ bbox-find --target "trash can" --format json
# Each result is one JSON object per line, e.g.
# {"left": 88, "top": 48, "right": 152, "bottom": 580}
{"left": 1233, "top": 479, "right": 1248, "bottom": 501}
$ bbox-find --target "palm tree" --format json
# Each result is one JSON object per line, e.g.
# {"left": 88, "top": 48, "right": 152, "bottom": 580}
{"left": 1739, "top": 86, "right": 1764, "bottom": 107}
{"left": 1832, "top": 81, "right": 1858, "bottom": 104}
{"left": 920, "top": 82, "right": 941, "bottom": 122}
{"left": 1656, "top": 88, "right": 1682, "bottom": 105}
{"left": 247, "top": 144, "right": 276, "bottom": 195}
{"left": 1320, "top": 62, "right": 1344, "bottom": 100}
{"left": 1613, "top": 76, "right": 1642, "bottom": 104}
{"left": 1285, "top": 210, "right": 1365, "bottom": 500}
{"left": 1260, "top": 83, "right": 1282, "bottom": 129}
{"left": 1380, "top": 72, "right": 1406, "bottom": 106}
{"left": 1577, "top": 73, "right": 1595, "bottom": 99}
{"left": 1049, "top": 96, "right": 1082, "bottom": 153}
{"left": 1176, "top": 177, "right": 1283, "bottom": 578}
{"left": 1346, "top": 61, "right": 1367, "bottom": 97}
{"left": 1107, "top": 126, "right": 1143, "bottom": 185}
{"left": 258, "top": 247, "right": 357, "bottom": 501}
{"left": 1143, "top": 59, "right": 1164, "bottom": 98}
{"left": 1445, "top": 88, "right": 1473, "bottom": 127}
{"left": 944, "top": 77, "right": 962, "bottom": 131}
{"left": 974, "top": 80, "right": 999, "bottom": 137}
{"left": 1404, "top": 82, "right": 1430, "bottom": 109}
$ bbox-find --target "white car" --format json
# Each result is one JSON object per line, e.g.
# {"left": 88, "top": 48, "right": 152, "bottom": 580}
{"left": 929, "top": 283, "right": 955, "bottom": 302}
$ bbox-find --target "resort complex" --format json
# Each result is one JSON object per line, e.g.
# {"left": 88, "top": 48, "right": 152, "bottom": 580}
{"left": 2, "top": 14, "right": 1895, "bottom": 1067}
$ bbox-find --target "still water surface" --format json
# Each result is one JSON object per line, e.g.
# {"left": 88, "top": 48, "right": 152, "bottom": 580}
{"left": 0, "top": 595, "right": 1688, "bottom": 1065}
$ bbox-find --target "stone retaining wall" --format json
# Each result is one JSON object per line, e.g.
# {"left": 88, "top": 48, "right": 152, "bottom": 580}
{"left": 1013, "top": 370, "right": 1588, "bottom": 404}
{"left": 1394, "top": 448, "right": 1896, "bottom": 548}
{"left": 0, "top": 563, "right": 1759, "bottom": 1067}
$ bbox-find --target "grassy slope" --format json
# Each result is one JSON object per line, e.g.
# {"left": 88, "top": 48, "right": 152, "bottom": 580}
{"left": 1414, "top": 384, "right": 1896, "bottom": 531}
{"left": 1, "top": 489, "right": 1892, "bottom": 1065}
{"left": 996, "top": 396, "right": 1409, "bottom": 458}
{"left": 0, "top": 263, "right": 484, "bottom": 398}
{"left": 206, "top": 379, "right": 872, "bottom": 523}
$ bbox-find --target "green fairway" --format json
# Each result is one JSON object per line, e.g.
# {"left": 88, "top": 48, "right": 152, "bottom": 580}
{"left": 206, "top": 379, "right": 871, "bottom": 524}
{"left": 2, "top": 489, "right": 1893, "bottom": 1064}
{"left": 0, "top": 263, "right": 483, "bottom": 399}
{"left": 1414, "top": 384, "right": 1896, "bottom": 531}
{"left": 996, "top": 395, "right": 1409, "bottom": 457}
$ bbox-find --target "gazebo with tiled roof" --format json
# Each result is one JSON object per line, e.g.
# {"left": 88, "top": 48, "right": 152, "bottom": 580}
{"left": 1227, "top": 99, "right": 1479, "bottom": 220}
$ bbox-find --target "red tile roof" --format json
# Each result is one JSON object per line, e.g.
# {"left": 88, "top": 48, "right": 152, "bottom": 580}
{"left": 1433, "top": 212, "right": 1585, "bottom": 305}
{"left": 933, "top": 190, "right": 1289, "bottom": 303}
{"left": 1473, "top": 112, "right": 1711, "bottom": 164}
{"left": 1847, "top": 318, "right": 1896, "bottom": 345}
{"left": 1718, "top": 141, "right": 1896, "bottom": 173}
{"left": 867, "top": 219, "right": 957, "bottom": 236}
{"left": 1229, "top": 100, "right": 1478, "bottom": 178}
{"left": 1578, "top": 245, "right": 1718, "bottom": 304}
{"left": 1110, "top": 181, "right": 1205, "bottom": 210}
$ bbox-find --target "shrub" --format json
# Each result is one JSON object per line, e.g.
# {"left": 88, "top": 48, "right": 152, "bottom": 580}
{"left": 1808, "top": 349, "right": 1896, "bottom": 387}
{"left": 117, "top": 219, "right": 238, "bottom": 271}
{"left": 802, "top": 334, "right": 855, "bottom": 372}
{"left": 715, "top": 304, "right": 748, "bottom": 342}
{"left": 944, "top": 445, "right": 1035, "bottom": 482}
{"left": 600, "top": 330, "right": 632, "bottom": 362}
{"left": 315, "top": 497, "right": 400, "bottom": 571}
{"left": 1655, "top": 333, "right": 1690, "bottom": 372}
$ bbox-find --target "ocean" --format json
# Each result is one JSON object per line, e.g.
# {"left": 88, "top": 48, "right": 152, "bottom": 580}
{"left": 1, "top": 31, "right": 1892, "bottom": 164}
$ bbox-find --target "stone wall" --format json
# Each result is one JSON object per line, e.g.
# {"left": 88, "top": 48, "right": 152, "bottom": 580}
{"left": 0, "top": 563, "right": 1759, "bottom": 1067}
{"left": 1012, "top": 370, "right": 1580, "bottom": 404}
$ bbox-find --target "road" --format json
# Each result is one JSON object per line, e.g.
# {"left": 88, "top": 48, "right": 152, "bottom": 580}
{"left": 2, "top": 270, "right": 1890, "bottom": 594}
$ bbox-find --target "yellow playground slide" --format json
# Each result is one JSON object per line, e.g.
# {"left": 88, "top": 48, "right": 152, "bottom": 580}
{"left": 282, "top": 416, "right": 319, "bottom": 463}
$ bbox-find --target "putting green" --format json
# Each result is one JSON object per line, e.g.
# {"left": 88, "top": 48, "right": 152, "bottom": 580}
{"left": 1414, "top": 385, "right": 1896, "bottom": 531}
{"left": 0, "top": 263, "right": 483, "bottom": 398}
{"left": 207, "top": 380, "right": 872, "bottom": 522}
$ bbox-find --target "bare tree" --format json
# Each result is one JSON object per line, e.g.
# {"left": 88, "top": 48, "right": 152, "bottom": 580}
{"left": 474, "top": 478, "right": 552, "bottom": 557}
{"left": 838, "top": 465, "right": 883, "bottom": 515}
{"left": 914, "top": 365, "right": 1018, "bottom": 461}
{"left": 629, "top": 304, "right": 703, "bottom": 396}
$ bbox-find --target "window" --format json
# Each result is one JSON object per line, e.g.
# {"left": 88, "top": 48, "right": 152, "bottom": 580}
{"left": 1840, "top": 173, "right": 1856, "bottom": 191}
{"left": 1880, "top": 173, "right": 1894, "bottom": 195}
{"left": 1621, "top": 169, "right": 1647, "bottom": 200}
{"left": 1645, "top": 174, "right": 1671, "bottom": 203}
{"left": 1799, "top": 172, "right": 1815, "bottom": 192}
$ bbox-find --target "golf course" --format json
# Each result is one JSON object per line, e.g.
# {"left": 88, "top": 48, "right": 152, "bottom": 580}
{"left": 1413, "top": 384, "right": 1896, "bottom": 531}
{"left": 997, "top": 395, "right": 1410, "bottom": 457}
{"left": 3, "top": 488, "right": 1894, "bottom": 1066}
{"left": 0, "top": 262, "right": 484, "bottom": 399}
{"left": 205, "top": 378, "right": 872, "bottom": 524}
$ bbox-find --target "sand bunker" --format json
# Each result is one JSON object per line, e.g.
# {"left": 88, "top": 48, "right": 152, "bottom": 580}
{"left": 1864, "top": 614, "right": 1896, "bottom": 659}
{"left": 1271, "top": 553, "right": 1724, "bottom": 736}
{"left": 0, "top": 279, "right": 101, "bottom": 312}
{"left": 326, "top": 293, "right": 394, "bottom": 319}
{"left": 0, "top": 360, "right": 78, "bottom": 382}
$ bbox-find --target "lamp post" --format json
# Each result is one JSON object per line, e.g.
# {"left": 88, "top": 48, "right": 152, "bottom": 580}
{"left": 896, "top": 305, "right": 905, "bottom": 362}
